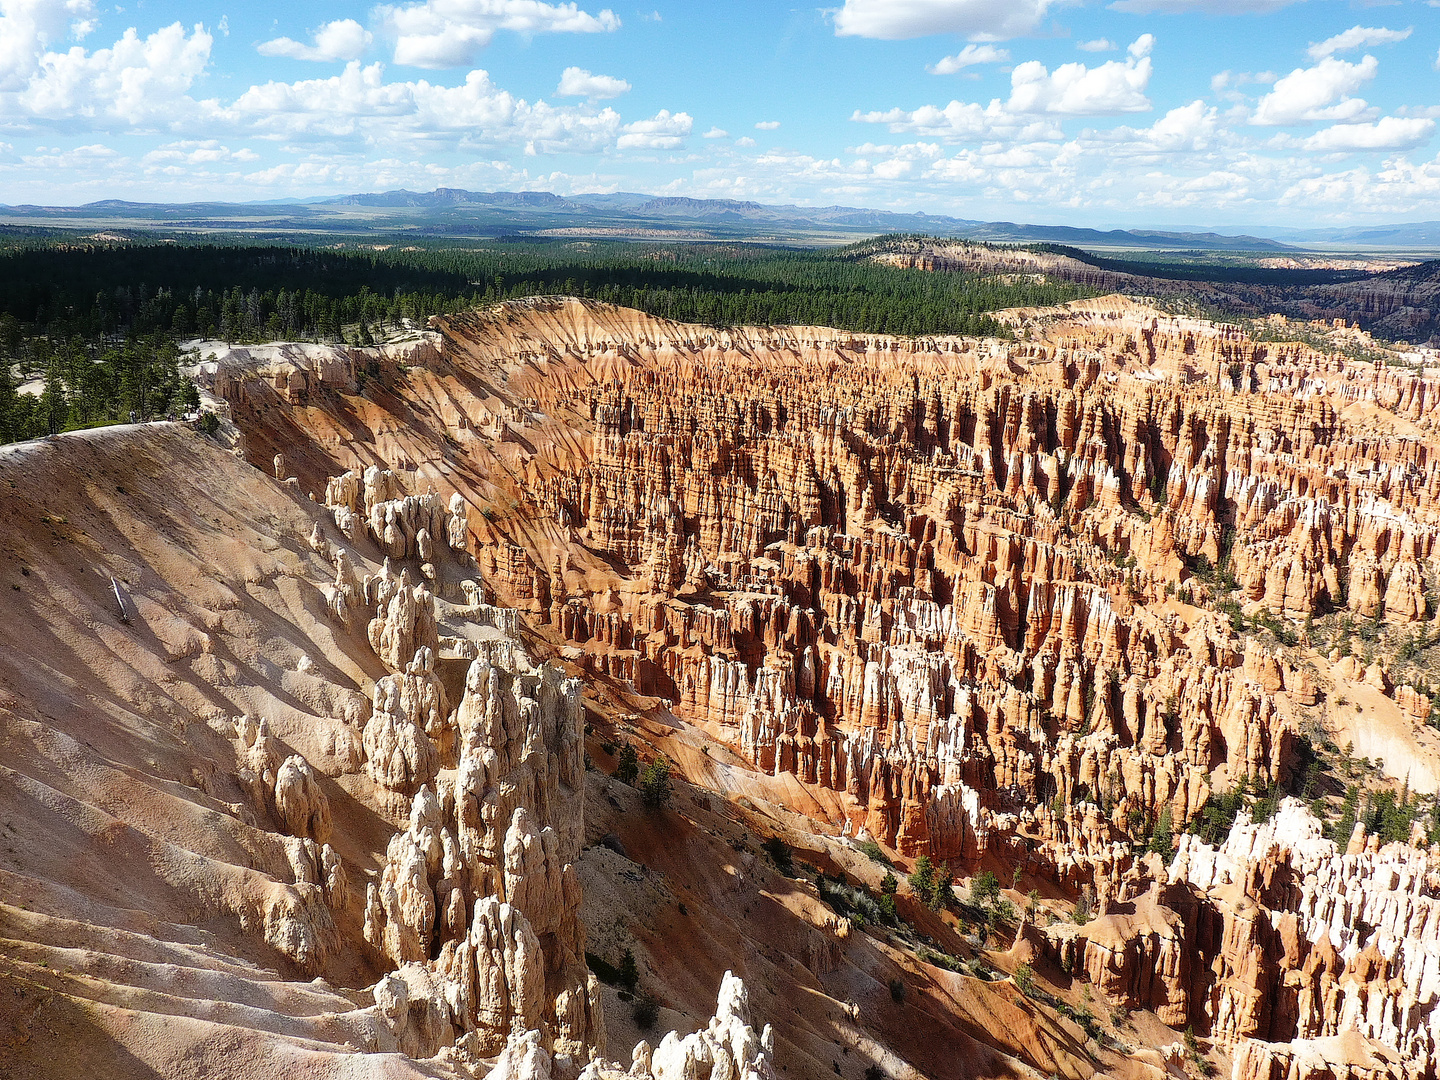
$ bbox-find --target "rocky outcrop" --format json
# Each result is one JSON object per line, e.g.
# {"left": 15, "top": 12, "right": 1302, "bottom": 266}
{"left": 358, "top": 631, "right": 602, "bottom": 1072}
{"left": 274, "top": 753, "right": 332, "bottom": 844}
{"left": 210, "top": 296, "right": 1440, "bottom": 1080}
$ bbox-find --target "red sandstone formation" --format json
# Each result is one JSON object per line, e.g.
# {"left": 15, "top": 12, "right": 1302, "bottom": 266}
{"left": 13, "top": 295, "right": 1439, "bottom": 1079}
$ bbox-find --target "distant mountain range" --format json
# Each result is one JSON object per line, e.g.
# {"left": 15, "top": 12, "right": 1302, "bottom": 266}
{"left": 3, "top": 187, "right": 1439, "bottom": 252}
{"left": 0, "top": 187, "right": 1299, "bottom": 251}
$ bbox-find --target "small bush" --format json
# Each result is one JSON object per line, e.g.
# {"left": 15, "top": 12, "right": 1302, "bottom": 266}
{"left": 614, "top": 744, "right": 639, "bottom": 785}
{"left": 762, "top": 837, "right": 794, "bottom": 875}
{"left": 969, "top": 870, "right": 1001, "bottom": 910}
{"left": 857, "top": 838, "right": 891, "bottom": 866}
{"left": 1014, "top": 962, "right": 1036, "bottom": 997}
{"left": 585, "top": 952, "right": 621, "bottom": 985}
{"left": 889, "top": 978, "right": 905, "bottom": 1004}
{"left": 632, "top": 993, "right": 660, "bottom": 1029}
{"left": 195, "top": 411, "right": 220, "bottom": 436}
{"left": 640, "top": 755, "right": 672, "bottom": 809}
{"left": 618, "top": 949, "right": 639, "bottom": 992}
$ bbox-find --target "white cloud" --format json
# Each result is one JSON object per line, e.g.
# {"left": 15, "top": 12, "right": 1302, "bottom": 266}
{"left": 851, "top": 39, "right": 1155, "bottom": 147}
{"left": 142, "top": 139, "right": 260, "bottom": 167}
{"left": 1008, "top": 37, "right": 1153, "bottom": 114}
{"left": 702, "top": 126, "right": 727, "bottom": 138}
{"left": 832, "top": 0, "right": 1056, "bottom": 42}
{"left": 1251, "top": 55, "right": 1378, "bottom": 126}
{"left": 1303, "top": 116, "right": 1435, "bottom": 152}
{"left": 555, "top": 66, "right": 629, "bottom": 98}
{"left": 21, "top": 141, "right": 118, "bottom": 170}
{"left": 0, "top": 0, "right": 96, "bottom": 92}
{"left": 377, "top": 0, "right": 620, "bottom": 68}
{"left": 258, "top": 19, "right": 373, "bottom": 63}
{"left": 1308, "top": 26, "right": 1410, "bottom": 61}
{"left": 616, "top": 108, "right": 691, "bottom": 149}
{"left": 735, "top": 135, "right": 755, "bottom": 146}
{"left": 852, "top": 100, "right": 1062, "bottom": 141}
{"left": 755, "top": 120, "right": 780, "bottom": 130}
{"left": 1091, "top": 99, "right": 1221, "bottom": 152}
{"left": 1110, "top": 0, "right": 1301, "bottom": 12}
{"left": 12, "top": 21, "right": 213, "bottom": 127}
{"left": 929, "top": 44, "right": 1009, "bottom": 74}
{"left": 1077, "top": 39, "right": 1117, "bottom": 52}
{"left": 222, "top": 63, "right": 637, "bottom": 155}
{"left": 1211, "top": 69, "right": 1276, "bottom": 96}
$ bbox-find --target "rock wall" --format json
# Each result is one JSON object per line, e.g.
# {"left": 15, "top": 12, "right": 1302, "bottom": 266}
{"left": 428, "top": 298, "right": 1440, "bottom": 883}
{"left": 210, "top": 295, "right": 1440, "bottom": 1079}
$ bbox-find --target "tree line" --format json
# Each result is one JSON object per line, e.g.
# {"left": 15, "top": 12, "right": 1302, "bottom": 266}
{"left": 0, "top": 235, "right": 1094, "bottom": 444}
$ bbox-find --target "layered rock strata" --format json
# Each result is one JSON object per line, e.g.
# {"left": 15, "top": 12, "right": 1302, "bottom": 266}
{"left": 217, "top": 296, "right": 1440, "bottom": 1078}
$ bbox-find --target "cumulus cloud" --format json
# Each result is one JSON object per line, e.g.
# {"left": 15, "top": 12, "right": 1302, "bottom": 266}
{"left": 555, "top": 66, "right": 629, "bottom": 98}
{"left": 0, "top": 0, "right": 96, "bottom": 92}
{"left": 1251, "top": 55, "right": 1378, "bottom": 126}
{"left": 852, "top": 34, "right": 1154, "bottom": 147}
{"left": 1077, "top": 39, "right": 1117, "bottom": 52}
{"left": 755, "top": 120, "right": 780, "bottom": 130}
{"left": 616, "top": 108, "right": 691, "bottom": 149}
{"left": 1308, "top": 26, "right": 1411, "bottom": 62}
{"left": 1303, "top": 116, "right": 1435, "bottom": 152}
{"left": 702, "top": 126, "right": 727, "bottom": 138}
{"left": 852, "top": 100, "right": 1062, "bottom": 142}
{"left": 1109, "top": 0, "right": 1300, "bottom": 12}
{"left": 259, "top": 19, "right": 373, "bottom": 62}
{"left": 1008, "top": 35, "right": 1153, "bottom": 114}
{"left": 1091, "top": 99, "right": 1221, "bottom": 152}
{"left": 218, "top": 62, "right": 676, "bottom": 157}
{"left": 929, "top": 44, "right": 1009, "bottom": 74}
{"left": 1211, "top": 69, "right": 1276, "bottom": 96}
{"left": 142, "top": 139, "right": 260, "bottom": 167}
{"left": 11, "top": 21, "right": 213, "bottom": 127}
{"left": 832, "top": 0, "right": 1056, "bottom": 42}
{"left": 377, "top": 0, "right": 620, "bottom": 68}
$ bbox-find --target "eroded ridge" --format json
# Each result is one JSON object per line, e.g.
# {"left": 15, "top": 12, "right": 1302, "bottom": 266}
{"left": 211, "top": 295, "right": 1440, "bottom": 1079}
{"left": 0, "top": 425, "right": 774, "bottom": 1080}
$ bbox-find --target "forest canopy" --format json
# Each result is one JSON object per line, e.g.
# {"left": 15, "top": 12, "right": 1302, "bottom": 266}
{"left": 0, "top": 233, "right": 1094, "bottom": 444}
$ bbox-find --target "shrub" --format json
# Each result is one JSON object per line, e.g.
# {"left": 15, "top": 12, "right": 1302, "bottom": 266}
{"left": 969, "top": 870, "right": 1001, "bottom": 910}
{"left": 762, "top": 836, "right": 794, "bottom": 875}
{"left": 195, "top": 411, "right": 220, "bottom": 436}
{"left": 889, "top": 978, "right": 905, "bottom": 1004}
{"left": 618, "top": 949, "right": 639, "bottom": 992}
{"left": 857, "top": 838, "right": 891, "bottom": 866}
{"left": 640, "top": 756, "right": 672, "bottom": 809}
{"left": 614, "top": 744, "right": 639, "bottom": 785}
{"left": 1014, "top": 962, "right": 1036, "bottom": 997}
{"left": 632, "top": 993, "right": 659, "bottom": 1029}
{"left": 585, "top": 953, "right": 621, "bottom": 985}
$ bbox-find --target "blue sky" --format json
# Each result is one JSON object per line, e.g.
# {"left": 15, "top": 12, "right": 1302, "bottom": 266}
{"left": 0, "top": 0, "right": 1438, "bottom": 227}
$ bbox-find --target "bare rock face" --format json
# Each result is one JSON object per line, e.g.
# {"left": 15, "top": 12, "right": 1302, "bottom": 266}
{"left": 361, "top": 634, "right": 602, "bottom": 1069}
{"left": 189, "top": 297, "right": 1440, "bottom": 1078}
{"left": 365, "top": 650, "right": 445, "bottom": 801}
{"left": 1230, "top": 1033, "right": 1412, "bottom": 1080}
{"left": 645, "top": 971, "right": 776, "bottom": 1080}
{"left": 1158, "top": 800, "right": 1440, "bottom": 1075}
{"left": 367, "top": 567, "right": 442, "bottom": 672}
{"left": 274, "top": 753, "right": 332, "bottom": 844}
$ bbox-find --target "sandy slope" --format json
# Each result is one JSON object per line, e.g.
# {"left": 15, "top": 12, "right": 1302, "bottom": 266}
{"left": 0, "top": 425, "right": 444, "bottom": 1079}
